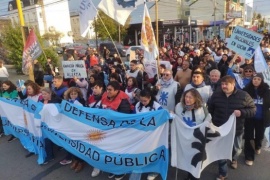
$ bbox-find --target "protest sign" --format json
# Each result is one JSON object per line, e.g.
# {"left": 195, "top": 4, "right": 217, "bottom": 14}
{"left": 62, "top": 60, "right": 87, "bottom": 78}
{"left": 227, "top": 26, "right": 263, "bottom": 59}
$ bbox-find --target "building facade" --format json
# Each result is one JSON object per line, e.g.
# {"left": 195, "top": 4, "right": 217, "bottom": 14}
{"left": 7, "top": 0, "right": 73, "bottom": 44}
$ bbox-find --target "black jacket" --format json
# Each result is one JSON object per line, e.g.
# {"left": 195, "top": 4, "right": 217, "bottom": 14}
{"left": 243, "top": 83, "right": 270, "bottom": 127}
{"left": 208, "top": 88, "right": 256, "bottom": 135}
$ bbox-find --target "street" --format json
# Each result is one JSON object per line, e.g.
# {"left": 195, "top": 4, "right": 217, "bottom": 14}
{"left": 1, "top": 67, "right": 270, "bottom": 180}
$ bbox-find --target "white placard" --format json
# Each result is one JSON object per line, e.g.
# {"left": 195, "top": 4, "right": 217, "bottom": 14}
{"left": 227, "top": 26, "right": 264, "bottom": 59}
{"left": 62, "top": 60, "right": 87, "bottom": 78}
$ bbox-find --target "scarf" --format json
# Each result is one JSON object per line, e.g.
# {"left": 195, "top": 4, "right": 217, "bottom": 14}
{"left": 160, "top": 77, "right": 174, "bottom": 88}
{"left": 191, "top": 81, "right": 205, "bottom": 88}
{"left": 126, "top": 86, "right": 134, "bottom": 93}
{"left": 184, "top": 104, "right": 195, "bottom": 111}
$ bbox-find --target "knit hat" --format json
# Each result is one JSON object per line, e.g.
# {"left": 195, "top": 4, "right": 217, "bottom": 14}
{"left": 253, "top": 73, "right": 264, "bottom": 80}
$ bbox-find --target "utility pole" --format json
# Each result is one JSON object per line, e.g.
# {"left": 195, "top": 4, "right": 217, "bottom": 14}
{"left": 94, "top": 17, "right": 98, "bottom": 50}
{"left": 213, "top": 0, "right": 217, "bottom": 37}
{"left": 16, "top": 0, "right": 26, "bottom": 45}
{"left": 118, "top": 24, "right": 121, "bottom": 43}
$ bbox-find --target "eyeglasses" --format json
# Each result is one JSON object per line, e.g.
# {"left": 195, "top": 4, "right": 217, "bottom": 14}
{"left": 244, "top": 70, "right": 253, "bottom": 73}
{"left": 164, "top": 74, "right": 171, "bottom": 76}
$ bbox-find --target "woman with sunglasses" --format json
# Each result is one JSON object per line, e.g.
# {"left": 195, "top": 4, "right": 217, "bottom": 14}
{"left": 227, "top": 57, "right": 254, "bottom": 89}
{"left": 155, "top": 69, "right": 182, "bottom": 112}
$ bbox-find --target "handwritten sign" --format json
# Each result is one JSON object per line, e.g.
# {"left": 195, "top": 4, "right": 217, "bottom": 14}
{"left": 62, "top": 60, "right": 87, "bottom": 78}
{"left": 227, "top": 26, "right": 263, "bottom": 59}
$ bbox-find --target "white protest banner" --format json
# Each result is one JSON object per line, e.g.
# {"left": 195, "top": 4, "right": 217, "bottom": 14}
{"left": 62, "top": 60, "right": 87, "bottom": 78}
{"left": 254, "top": 47, "right": 268, "bottom": 73}
{"left": 227, "top": 26, "right": 263, "bottom": 59}
{"left": 144, "top": 60, "right": 157, "bottom": 78}
{"left": 171, "top": 114, "right": 236, "bottom": 178}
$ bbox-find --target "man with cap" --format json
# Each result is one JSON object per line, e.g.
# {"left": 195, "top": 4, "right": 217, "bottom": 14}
{"left": 227, "top": 58, "right": 254, "bottom": 89}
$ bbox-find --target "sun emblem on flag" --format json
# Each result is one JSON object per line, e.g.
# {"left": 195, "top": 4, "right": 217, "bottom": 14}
{"left": 86, "top": 129, "right": 106, "bottom": 144}
{"left": 23, "top": 112, "right": 28, "bottom": 126}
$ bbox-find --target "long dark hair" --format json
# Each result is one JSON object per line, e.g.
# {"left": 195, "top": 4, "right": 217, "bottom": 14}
{"left": 244, "top": 78, "right": 269, "bottom": 98}
{"left": 137, "top": 88, "right": 157, "bottom": 112}
{"left": 2, "top": 80, "right": 17, "bottom": 93}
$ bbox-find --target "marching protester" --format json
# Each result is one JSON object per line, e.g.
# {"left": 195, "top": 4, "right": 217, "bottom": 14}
{"left": 207, "top": 69, "right": 221, "bottom": 92}
{"left": 17, "top": 81, "right": 42, "bottom": 157}
{"left": 227, "top": 58, "right": 254, "bottom": 89}
{"left": 39, "top": 87, "right": 61, "bottom": 164}
{"left": 243, "top": 73, "right": 270, "bottom": 166}
{"left": 126, "top": 60, "right": 143, "bottom": 90}
{"left": 175, "top": 88, "right": 208, "bottom": 180}
{"left": 174, "top": 60, "right": 192, "bottom": 91}
{"left": 0, "top": 80, "right": 18, "bottom": 141}
{"left": 124, "top": 77, "right": 141, "bottom": 106}
{"left": 208, "top": 75, "right": 256, "bottom": 180}
{"left": 184, "top": 71, "right": 212, "bottom": 104}
{"left": 101, "top": 81, "right": 132, "bottom": 180}
{"left": 129, "top": 88, "right": 162, "bottom": 180}
{"left": 60, "top": 87, "right": 86, "bottom": 172}
{"left": 87, "top": 81, "right": 105, "bottom": 177}
{"left": 73, "top": 76, "right": 88, "bottom": 102}
{"left": 52, "top": 75, "right": 68, "bottom": 99}
{"left": 175, "top": 88, "right": 208, "bottom": 127}
{"left": 155, "top": 69, "right": 182, "bottom": 112}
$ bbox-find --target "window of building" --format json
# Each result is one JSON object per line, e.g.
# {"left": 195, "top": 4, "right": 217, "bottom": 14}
{"left": 185, "top": 11, "right": 190, "bottom": 16}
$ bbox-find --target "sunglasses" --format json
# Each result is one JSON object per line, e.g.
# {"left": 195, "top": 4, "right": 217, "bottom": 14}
{"left": 244, "top": 70, "right": 253, "bottom": 73}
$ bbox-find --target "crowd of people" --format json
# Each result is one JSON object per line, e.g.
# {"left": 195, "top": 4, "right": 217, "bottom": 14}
{"left": 0, "top": 34, "right": 270, "bottom": 180}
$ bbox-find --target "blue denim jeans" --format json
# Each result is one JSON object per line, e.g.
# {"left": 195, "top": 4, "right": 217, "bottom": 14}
{"left": 44, "top": 138, "right": 54, "bottom": 161}
{"left": 218, "top": 133, "right": 243, "bottom": 176}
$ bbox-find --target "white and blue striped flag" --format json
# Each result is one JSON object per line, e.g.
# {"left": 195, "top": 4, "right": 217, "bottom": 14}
{"left": 40, "top": 101, "right": 170, "bottom": 179}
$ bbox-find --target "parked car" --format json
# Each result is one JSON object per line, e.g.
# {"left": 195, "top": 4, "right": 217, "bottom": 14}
{"left": 64, "top": 43, "right": 88, "bottom": 59}
{"left": 126, "top": 46, "right": 143, "bottom": 61}
{"left": 53, "top": 46, "right": 63, "bottom": 54}
{"left": 99, "top": 42, "right": 127, "bottom": 57}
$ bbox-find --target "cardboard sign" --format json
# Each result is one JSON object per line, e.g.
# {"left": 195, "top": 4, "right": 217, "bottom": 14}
{"left": 227, "top": 26, "right": 263, "bottom": 59}
{"left": 62, "top": 60, "right": 87, "bottom": 78}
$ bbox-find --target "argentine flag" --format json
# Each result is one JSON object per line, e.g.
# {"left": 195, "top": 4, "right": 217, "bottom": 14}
{"left": 0, "top": 98, "right": 46, "bottom": 164}
{"left": 41, "top": 101, "right": 170, "bottom": 179}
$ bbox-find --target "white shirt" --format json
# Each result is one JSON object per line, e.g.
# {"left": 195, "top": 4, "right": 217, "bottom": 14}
{"left": 0, "top": 66, "right": 9, "bottom": 77}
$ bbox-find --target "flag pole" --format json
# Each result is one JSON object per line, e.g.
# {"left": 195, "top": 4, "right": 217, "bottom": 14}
{"left": 95, "top": 11, "right": 126, "bottom": 71}
{"left": 155, "top": 0, "right": 160, "bottom": 79}
{"left": 16, "top": 0, "right": 34, "bottom": 81}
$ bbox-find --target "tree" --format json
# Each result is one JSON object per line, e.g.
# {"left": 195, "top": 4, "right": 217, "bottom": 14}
{"left": 93, "top": 11, "right": 130, "bottom": 42}
{"left": 252, "top": 13, "right": 267, "bottom": 29}
{"left": 0, "top": 25, "right": 59, "bottom": 73}
{"left": 42, "top": 31, "right": 64, "bottom": 46}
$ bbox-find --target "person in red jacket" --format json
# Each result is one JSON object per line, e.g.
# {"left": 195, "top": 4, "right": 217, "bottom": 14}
{"left": 101, "top": 81, "right": 132, "bottom": 180}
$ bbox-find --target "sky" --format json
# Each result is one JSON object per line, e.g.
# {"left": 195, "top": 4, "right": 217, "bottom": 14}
{"left": 253, "top": 0, "right": 270, "bottom": 18}
{"left": 0, "top": 0, "right": 269, "bottom": 18}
